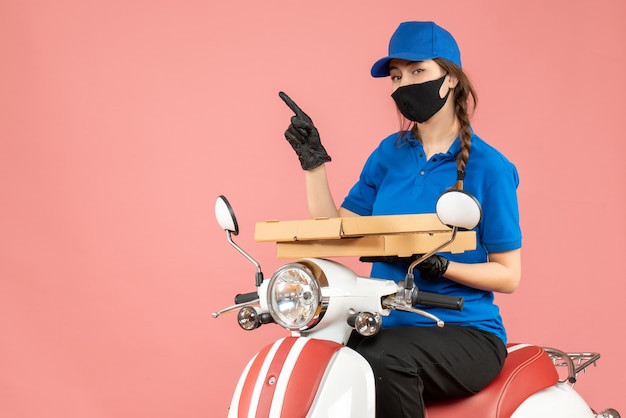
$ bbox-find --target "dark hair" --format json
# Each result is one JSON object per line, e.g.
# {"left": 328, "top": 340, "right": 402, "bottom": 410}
{"left": 398, "top": 59, "right": 477, "bottom": 190}
{"left": 436, "top": 58, "right": 476, "bottom": 190}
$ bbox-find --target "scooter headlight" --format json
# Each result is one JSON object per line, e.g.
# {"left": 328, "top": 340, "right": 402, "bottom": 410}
{"left": 267, "top": 263, "right": 322, "bottom": 330}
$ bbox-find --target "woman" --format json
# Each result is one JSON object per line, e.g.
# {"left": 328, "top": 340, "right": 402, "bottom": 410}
{"left": 280, "top": 21, "right": 521, "bottom": 418}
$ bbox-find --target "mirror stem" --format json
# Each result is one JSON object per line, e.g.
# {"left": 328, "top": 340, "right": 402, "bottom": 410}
{"left": 404, "top": 227, "right": 458, "bottom": 302}
{"left": 226, "top": 230, "right": 264, "bottom": 286}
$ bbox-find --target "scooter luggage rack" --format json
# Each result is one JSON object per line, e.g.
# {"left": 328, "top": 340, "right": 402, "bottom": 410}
{"left": 543, "top": 347, "right": 601, "bottom": 386}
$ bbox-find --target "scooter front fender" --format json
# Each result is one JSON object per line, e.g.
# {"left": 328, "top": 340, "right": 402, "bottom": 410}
{"left": 228, "top": 337, "right": 375, "bottom": 418}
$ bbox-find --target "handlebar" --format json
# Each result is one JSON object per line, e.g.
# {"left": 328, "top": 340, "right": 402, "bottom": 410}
{"left": 234, "top": 292, "right": 259, "bottom": 304}
{"left": 412, "top": 290, "right": 464, "bottom": 311}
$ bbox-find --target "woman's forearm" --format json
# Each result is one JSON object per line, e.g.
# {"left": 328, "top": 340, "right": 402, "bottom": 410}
{"left": 304, "top": 165, "right": 340, "bottom": 218}
{"left": 444, "top": 249, "right": 522, "bottom": 293}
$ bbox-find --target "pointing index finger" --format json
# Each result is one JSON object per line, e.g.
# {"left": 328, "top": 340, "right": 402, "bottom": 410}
{"left": 279, "top": 91, "right": 306, "bottom": 117}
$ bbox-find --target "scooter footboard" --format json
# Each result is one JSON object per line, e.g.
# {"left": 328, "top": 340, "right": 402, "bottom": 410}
{"left": 228, "top": 337, "right": 375, "bottom": 418}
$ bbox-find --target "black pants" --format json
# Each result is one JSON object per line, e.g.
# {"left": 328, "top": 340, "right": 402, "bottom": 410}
{"left": 347, "top": 325, "right": 507, "bottom": 418}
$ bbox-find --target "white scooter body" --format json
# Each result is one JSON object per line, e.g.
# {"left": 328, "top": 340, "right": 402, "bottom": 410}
{"left": 213, "top": 194, "right": 620, "bottom": 418}
{"left": 224, "top": 259, "right": 614, "bottom": 418}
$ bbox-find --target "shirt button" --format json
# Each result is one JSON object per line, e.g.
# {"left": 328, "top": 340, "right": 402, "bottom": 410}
{"left": 420, "top": 170, "right": 425, "bottom": 175}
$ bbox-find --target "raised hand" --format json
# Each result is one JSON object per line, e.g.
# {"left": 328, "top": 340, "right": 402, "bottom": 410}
{"left": 279, "top": 91, "right": 331, "bottom": 170}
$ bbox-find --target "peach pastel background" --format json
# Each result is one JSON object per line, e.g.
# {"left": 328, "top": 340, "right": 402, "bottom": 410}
{"left": 1, "top": 0, "right": 625, "bottom": 416}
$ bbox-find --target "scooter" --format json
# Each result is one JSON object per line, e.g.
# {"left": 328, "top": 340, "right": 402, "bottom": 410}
{"left": 212, "top": 191, "right": 620, "bottom": 418}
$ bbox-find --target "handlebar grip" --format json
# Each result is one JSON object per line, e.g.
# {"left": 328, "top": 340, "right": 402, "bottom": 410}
{"left": 413, "top": 291, "right": 464, "bottom": 311}
{"left": 234, "top": 292, "right": 258, "bottom": 304}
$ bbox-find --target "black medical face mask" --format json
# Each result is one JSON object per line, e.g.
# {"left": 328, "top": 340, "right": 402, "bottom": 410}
{"left": 391, "top": 73, "right": 450, "bottom": 123}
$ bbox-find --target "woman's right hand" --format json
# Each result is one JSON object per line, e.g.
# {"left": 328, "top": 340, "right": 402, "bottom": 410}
{"left": 279, "top": 91, "right": 331, "bottom": 170}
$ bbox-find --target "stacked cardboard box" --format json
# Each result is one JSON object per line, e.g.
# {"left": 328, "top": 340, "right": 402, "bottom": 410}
{"left": 255, "top": 214, "right": 476, "bottom": 259}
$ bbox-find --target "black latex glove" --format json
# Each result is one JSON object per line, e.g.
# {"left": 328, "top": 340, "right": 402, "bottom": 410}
{"left": 359, "top": 254, "right": 450, "bottom": 280}
{"left": 415, "top": 255, "right": 450, "bottom": 280}
{"left": 279, "top": 91, "right": 331, "bottom": 170}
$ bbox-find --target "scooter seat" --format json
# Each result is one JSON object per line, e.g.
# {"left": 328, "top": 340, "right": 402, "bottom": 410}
{"left": 426, "top": 343, "right": 559, "bottom": 418}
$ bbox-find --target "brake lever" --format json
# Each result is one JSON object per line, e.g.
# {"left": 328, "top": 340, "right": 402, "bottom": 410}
{"left": 212, "top": 299, "right": 260, "bottom": 318}
{"left": 382, "top": 294, "right": 444, "bottom": 328}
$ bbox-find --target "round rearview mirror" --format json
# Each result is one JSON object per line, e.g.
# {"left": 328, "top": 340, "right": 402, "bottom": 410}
{"left": 215, "top": 195, "right": 239, "bottom": 235}
{"left": 436, "top": 190, "right": 482, "bottom": 230}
